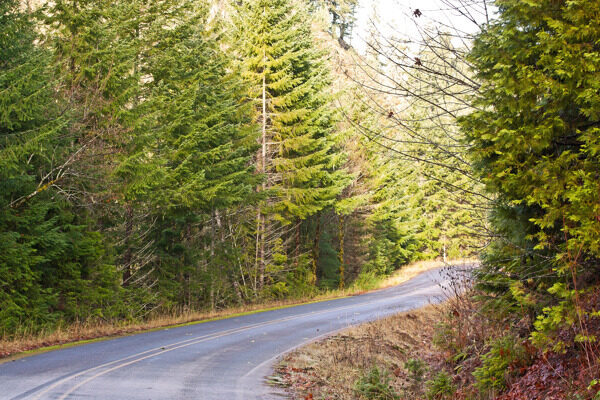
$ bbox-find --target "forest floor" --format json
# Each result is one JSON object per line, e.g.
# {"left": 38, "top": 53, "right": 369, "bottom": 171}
{"left": 0, "top": 259, "right": 461, "bottom": 360}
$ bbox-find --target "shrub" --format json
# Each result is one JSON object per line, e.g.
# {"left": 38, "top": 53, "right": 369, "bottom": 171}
{"left": 404, "top": 358, "right": 427, "bottom": 385}
{"left": 432, "top": 321, "right": 456, "bottom": 352}
{"left": 473, "top": 335, "right": 526, "bottom": 395}
{"left": 425, "top": 371, "right": 456, "bottom": 400}
{"left": 354, "top": 367, "right": 400, "bottom": 400}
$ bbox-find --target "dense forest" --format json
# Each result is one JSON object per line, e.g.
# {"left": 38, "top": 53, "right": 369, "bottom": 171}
{"left": 2, "top": 0, "right": 600, "bottom": 396}
{"left": 0, "top": 0, "right": 480, "bottom": 337}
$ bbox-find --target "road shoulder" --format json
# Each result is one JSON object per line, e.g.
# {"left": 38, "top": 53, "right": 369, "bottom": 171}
{"left": 272, "top": 303, "right": 448, "bottom": 399}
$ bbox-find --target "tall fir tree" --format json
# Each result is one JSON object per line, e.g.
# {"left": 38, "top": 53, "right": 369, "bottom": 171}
{"left": 233, "top": 0, "right": 349, "bottom": 289}
{"left": 116, "top": 0, "right": 259, "bottom": 310}
{"left": 0, "top": 0, "right": 125, "bottom": 335}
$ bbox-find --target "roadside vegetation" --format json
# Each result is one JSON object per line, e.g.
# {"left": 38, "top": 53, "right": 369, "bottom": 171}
{"left": 276, "top": 269, "right": 600, "bottom": 400}
{"left": 275, "top": 304, "right": 442, "bottom": 399}
{"left": 0, "top": 259, "right": 452, "bottom": 359}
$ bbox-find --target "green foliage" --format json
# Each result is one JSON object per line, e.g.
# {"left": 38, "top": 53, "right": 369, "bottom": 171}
{"left": 232, "top": 0, "right": 352, "bottom": 292}
{"left": 316, "top": 230, "right": 342, "bottom": 289}
{"left": 234, "top": 0, "right": 349, "bottom": 224}
{"left": 589, "top": 380, "right": 600, "bottom": 400}
{"left": 404, "top": 358, "right": 428, "bottom": 385}
{"left": 348, "top": 63, "right": 483, "bottom": 269}
{"left": 432, "top": 321, "right": 457, "bottom": 353}
{"left": 354, "top": 367, "right": 400, "bottom": 400}
{"left": 46, "top": 0, "right": 141, "bottom": 123}
{"left": 529, "top": 283, "right": 599, "bottom": 353}
{"left": 473, "top": 335, "right": 527, "bottom": 394}
{"left": 364, "top": 219, "right": 416, "bottom": 276}
{"left": 126, "top": 0, "right": 257, "bottom": 212}
{"left": 0, "top": 185, "right": 125, "bottom": 335}
{"left": 112, "top": 0, "right": 260, "bottom": 310}
{"left": 425, "top": 371, "right": 456, "bottom": 400}
{"left": 462, "top": 0, "right": 600, "bottom": 354}
{"left": 350, "top": 271, "right": 382, "bottom": 291}
{"left": 0, "top": 0, "right": 126, "bottom": 336}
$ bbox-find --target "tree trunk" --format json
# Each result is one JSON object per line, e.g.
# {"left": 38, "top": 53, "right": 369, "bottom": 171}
{"left": 255, "top": 210, "right": 261, "bottom": 293}
{"left": 312, "top": 216, "right": 321, "bottom": 285}
{"left": 338, "top": 214, "right": 345, "bottom": 290}
{"left": 122, "top": 204, "right": 134, "bottom": 287}
{"left": 295, "top": 219, "right": 301, "bottom": 266}
{"left": 257, "top": 40, "right": 268, "bottom": 291}
{"left": 259, "top": 213, "right": 265, "bottom": 291}
{"left": 210, "top": 209, "right": 216, "bottom": 310}
{"left": 233, "top": 280, "right": 243, "bottom": 305}
{"left": 443, "top": 234, "right": 447, "bottom": 263}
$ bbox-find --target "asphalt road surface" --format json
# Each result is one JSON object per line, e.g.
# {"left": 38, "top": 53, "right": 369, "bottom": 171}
{"left": 0, "top": 266, "right": 462, "bottom": 400}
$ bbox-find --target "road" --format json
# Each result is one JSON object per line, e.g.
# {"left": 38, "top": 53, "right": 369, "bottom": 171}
{"left": 0, "top": 266, "right": 460, "bottom": 400}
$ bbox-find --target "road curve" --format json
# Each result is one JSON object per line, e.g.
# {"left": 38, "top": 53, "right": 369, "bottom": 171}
{"left": 0, "top": 266, "right": 460, "bottom": 400}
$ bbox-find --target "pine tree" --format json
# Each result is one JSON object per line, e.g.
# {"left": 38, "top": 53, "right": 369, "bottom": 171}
{"left": 233, "top": 0, "right": 350, "bottom": 288}
{"left": 116, "top": 0, "right": 259, "bottom": 310}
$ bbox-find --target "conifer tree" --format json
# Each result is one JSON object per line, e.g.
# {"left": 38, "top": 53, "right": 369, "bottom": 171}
{"left": 44, "top": 0, "right": 145, "bottom": 291}
{"left": 117, "top": 0, "right": 259, "bottom": 309}
{"left": 0, "top": 0, "right": 124, "bottom": 335}
{"left": 233, "top": 0, "right": 349, "bottom": 288}
{"left": 0, "top": 0, "right": 57, "bottom": 333}
{"left": 461, "top": 0, "right": 600, "bottom": 347}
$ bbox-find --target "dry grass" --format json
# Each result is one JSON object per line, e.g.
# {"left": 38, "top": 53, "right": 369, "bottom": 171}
{"left": 275, "top": 304, "right": 447, "bottom": 400}
{"left": 0, "top": 259, "right": 466, "bottom": 360}
{"left": 273, "top": 263, "right": 599, "bottom": 400}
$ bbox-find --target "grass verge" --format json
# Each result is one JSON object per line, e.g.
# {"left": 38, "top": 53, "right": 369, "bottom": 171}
{"left": 274, "top": 268, "right": 600, "bottom": 400}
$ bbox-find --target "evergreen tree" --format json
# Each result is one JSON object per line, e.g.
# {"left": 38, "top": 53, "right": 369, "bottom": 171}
{"left": 461, "top": 0, "right": 600, "bottom": 347}
{"left": 0, "top": 0, "right": 124, "bottom": 335}
{"left": 117, "top": 0, "right": 259, "bottom": 310}
{"left": 233, "top": 0, "right": 350, "bottom": 288}
{"left": 340, "top": 68, "right": 483, "bottom": 279}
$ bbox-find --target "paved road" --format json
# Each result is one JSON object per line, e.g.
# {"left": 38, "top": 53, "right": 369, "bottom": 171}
{"left": 0, "top": 266, "right": 461, "bottom": 400}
